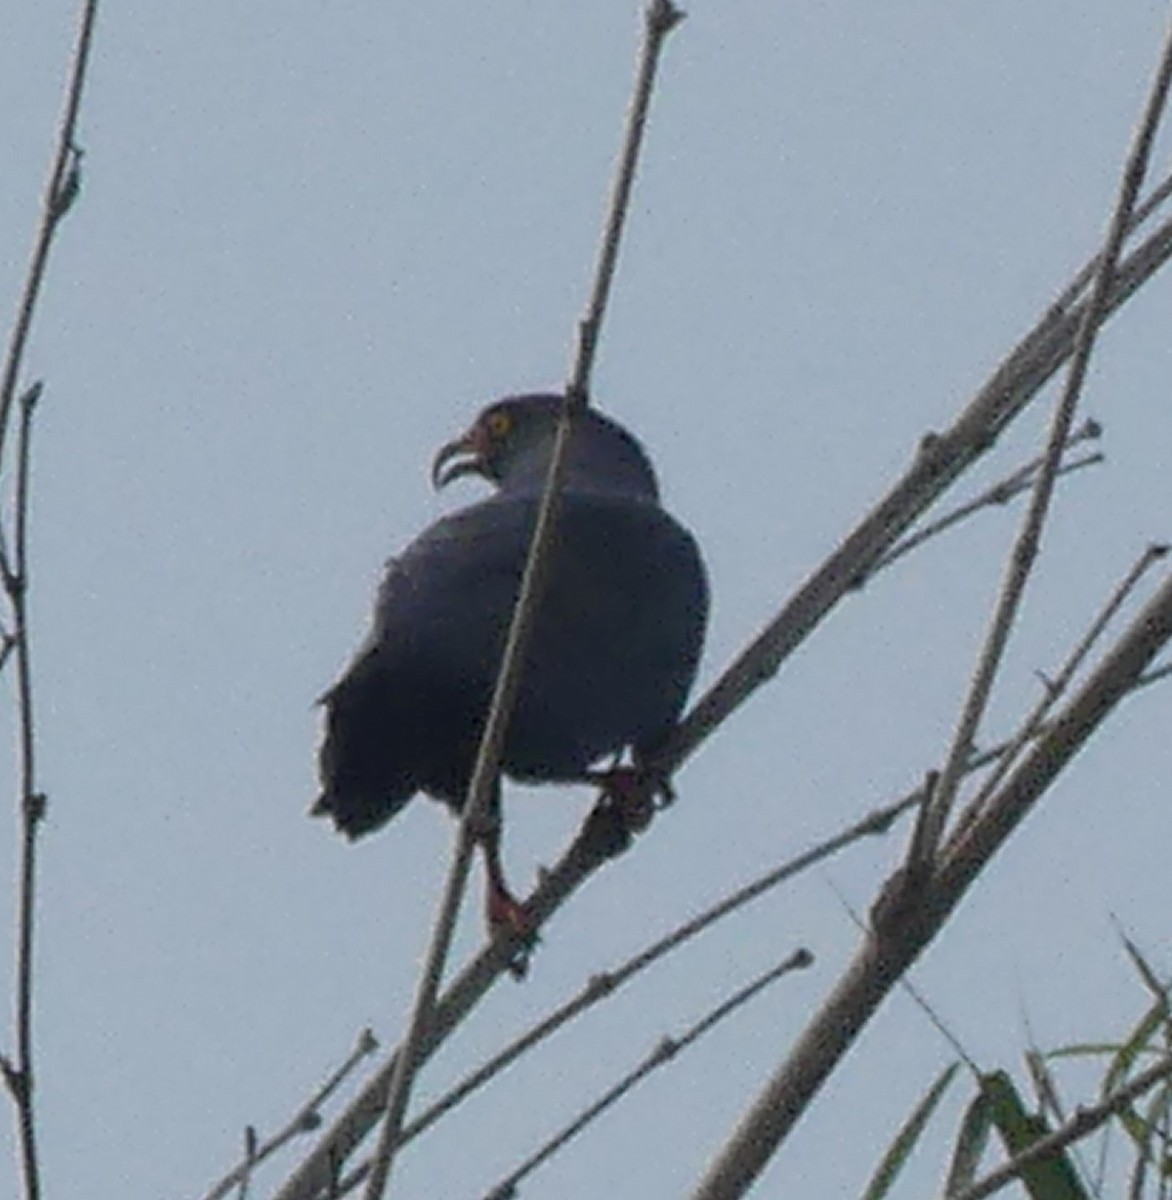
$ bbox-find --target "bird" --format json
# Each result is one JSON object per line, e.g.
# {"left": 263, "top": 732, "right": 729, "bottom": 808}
{"left": 313, "top": 393, "right": 708, "bottom": 943}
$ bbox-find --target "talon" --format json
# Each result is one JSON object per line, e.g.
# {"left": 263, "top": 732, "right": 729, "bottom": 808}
{"left": 486, "top": 883, "right": 538, "bottom": 979}
{"left": 585, "top": 765, "right": 673, "bottom": 833}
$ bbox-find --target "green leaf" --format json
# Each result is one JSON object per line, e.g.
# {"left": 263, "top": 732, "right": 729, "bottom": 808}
{"left": 982, "top": 1070, "right": 1090, "bottom": 1200}
{"left": 944, "top": 1087, "right": 994, "bottom": 1196}
{"left": 861, "top": 1062, "right": 960, "bottom": 1200}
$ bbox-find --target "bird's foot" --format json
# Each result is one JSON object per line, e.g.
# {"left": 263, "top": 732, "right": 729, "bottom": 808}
{"left": 486, "top": 882, "right": 539, "bottom": 979}
{"left": 584, "top": 764, "right": 675, "bottom": 834}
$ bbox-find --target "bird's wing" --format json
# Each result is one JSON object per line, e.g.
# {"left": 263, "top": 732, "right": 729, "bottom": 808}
{"left": 315, "top": 499, "right": 532, "bottom": 834}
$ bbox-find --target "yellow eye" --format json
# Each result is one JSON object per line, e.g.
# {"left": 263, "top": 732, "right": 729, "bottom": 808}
{"left": 485, "top": 410, "right": 512, "bottom": 438}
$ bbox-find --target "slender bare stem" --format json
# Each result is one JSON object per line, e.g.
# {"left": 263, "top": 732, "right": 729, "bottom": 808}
{"left": 198, "top": 1030, "right": 378, "bottom": 1200}
{"left": 566, "top": 0, "right": 685, "bottom": 403}
{"left": 950, "top": 543, "right": 1167, "bottom": 838}
{"left": 688, "top": 574, "right": 1172, "bottom": 1200}
{"left": 5, "top": 383, "right": 43, "bottom": 1200}
{"left": 0, "top": 8, "right": 99, "bottom": 1199}
{"left": 359, "top": 7, "right": 686, "bottom": 1197}
{"left": 273, "top": 186, "right": 1172, "bottom": 1200}
{"left": 0, "top": 1, "right": 96, "bottom": 467}
{"left": 373, "top": 788, "right": 911, "bottom": 1156}
{"left": 659, "top": 207, "right": 1172, "bottom": 779}
{"left": 874, "top": 424, "right": 1102, "bottom": 576}
{"left": 919, "top": 14, "right": 1172, "bottom": 856}
{"left": 479, "top": 950, "right": 812, "bottom": 1200}
{"left": 1048, "top": 168, "right": 1172, "bottom": 316}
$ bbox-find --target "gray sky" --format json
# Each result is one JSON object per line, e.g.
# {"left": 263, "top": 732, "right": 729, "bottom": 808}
{"left": 3, "top": 3, "right": 1172, "bottom": 1197}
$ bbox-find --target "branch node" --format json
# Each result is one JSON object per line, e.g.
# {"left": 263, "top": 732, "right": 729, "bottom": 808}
{"left": 648, "top": 0, "right": 687, "bottom": 35}
{"left": 50, "top": 143, "right": 84, "bottom": 222}
{"left": 25, "top": 793, "right": 46, "bottom": 825}
{"left": 0, "top": 1053, "right": 24, "bottom": 1099}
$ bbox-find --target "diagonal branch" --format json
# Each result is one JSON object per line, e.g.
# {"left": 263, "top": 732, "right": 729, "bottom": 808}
{"left": 688, "top": 572, "right": 1172, "bottom": 1200}
{"left": 477, "top": 950, "right": 812, "bottom": 1200}
{"left": 873, "top": 421, "right": 1102, "bottom": 577}
{"left": 358, "top": 789, "right": 914, "bottom": 1168}
{"left": 918, "top": 10, "right": 1172, "bottom": 856}
{"left": 656, "top": 205, "right": 1172, "bottom": 779}
{"left": 272, "top": 205, "right": 1172, "bottom": 1200}
{"left": 197, "top": 1030, "right": 378, "bottom": 1200}
{"left": 359, "top": 5, "right": 686, "bottom": 1197}
{"left": 950, "top": 542, "right": 1167, "bottom": 840}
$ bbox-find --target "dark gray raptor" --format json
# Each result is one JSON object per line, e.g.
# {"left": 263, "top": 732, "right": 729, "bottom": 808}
{"left": 314, "top": 393, "right": 708, "bottom": 930}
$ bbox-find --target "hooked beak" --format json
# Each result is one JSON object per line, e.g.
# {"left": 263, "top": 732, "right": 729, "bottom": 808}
{"left": 430, "top": 426, "right": 488, "bottom": 490}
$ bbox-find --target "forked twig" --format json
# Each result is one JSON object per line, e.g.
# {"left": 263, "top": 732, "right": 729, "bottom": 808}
{"left": 874, "top": 424, "right": 1102, "bottom": 577}
{"left": 1, "top": 8, "right": 99, "bottom": 1199}
{"left": 950, "top": 543, "right": 1167, "bottom": 839}
{"left": 273, "top": 209, "right": 1172, "bottom": 1200}
{"left": 478, "top": 950, "right": 812, "bottom": 1200}
{"left": 198, "top": 1030, "right": 378, "bottom": 1200}
{"left": 330, "top": 951, "right": 812, "bottom": 1200}
{"left": 918, "top": 14, "right": 1172, "bottom": 857}
{"left": 357, "top": 789, "right": 915, "bottom": 1166}
{"left": 690, "top": 574, "right": 1172, "bottom": 1199}
{"left": 658, "top": 205, "right": 1172, "bottom": 780}
{"left": 274, "top": 31, "right": 1172, "bottom": 1200}
{"left": 360, "top": 5, "right": 686, "bottom": 1197}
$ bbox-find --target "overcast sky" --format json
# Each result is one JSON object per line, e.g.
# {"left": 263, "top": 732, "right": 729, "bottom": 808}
{"left": 3, "top": 3, "right": 1172, "bottom": 1198}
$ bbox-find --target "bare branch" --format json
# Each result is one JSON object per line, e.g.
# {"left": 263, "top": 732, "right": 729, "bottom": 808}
{"left": 360, "top": 6, "right": 686, "bottom": 1197}
{"left": 274, "top": 136, "right": 1172, "bottom": 1200}
{"left": 0, "top": 2, "right": 97, "bottom": 468}
{"left": 478, "top": 950, "right": 812, "bottom": 1200}
{"left": 688, "top": 573, "right": 1172, "bottom": 1200}
{"left": 950, "top": 543, "right": 1167, "bottom": 840}
{"left": 1, "top": 11, "right": 99, "bottom": 1198}
{"left": 389, "top": 788, "right": 909, "bottom": 1154}
{"left": 657, "top": 204, "right": 1172, "bottom": 781}
{"left": 198, "top": 1030, "right": 378, "bottom": 1200}
{"left": 4, "top": 379, "right": 44, "bottom": 1200}
{"left": 270, "top": 770, "right": 918, "bottom": 1199}
{"left": 919, "top": 13, "right": 1172, "bottom": 857}
{"left": 874, "top": 422, "right": 1102, "bottom": 576}
{"left": 272, "top": 207, "right": 1172, "bottom": 1199}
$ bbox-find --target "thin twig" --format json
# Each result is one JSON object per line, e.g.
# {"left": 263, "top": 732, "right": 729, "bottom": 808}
{"left": 689, "top": 574, "right": 1172, "bottom": 1200}
{"left": 657, "top": 207, "right": 1172, "bottom": 781}
{"left": 272, "top": 202, "right": 1172, "bottom": 1200}
{"left": 874, "top": 424, "right": 1102, "bottom": 576}
{"left": 1048, "top": 167, "right": 1172, "bottom": 317}
{"left": 198, "top": 1029, "right": 378, "bottom": 1200}
{"left": 331, "top": 955, "right": 813, "bottom": 1200}
{"left": 236, "top": 1127, "right": 257, "bottom": 1200}
{"left": 1, "top": 9, "right": 98, "bottom": 1199}
{"left": 376, "top": 788, "right": 912, "bottom": 1157}
{"left": 360, "top": 7, "right": 685, "bottom": 1197}
{"left": 949, "top": 543, "right": 1167, "bottom": 840}
{"left": 6, "top": 384, "right": 43, "bottom": 1200}
{"left": 566, "top": 0, "right": 685, "bottom": 402}
{"left": 918, "top": 13, "right": 1172, "bottom": 858}
{"left": 479, "top": 950, "right": 812, "bottom": 1200}
{"left": 948, "top": 1056, "right": 1172, "bottom": 1200}
{"left": 0, "top": 2, "right": 96, "bottom": 469}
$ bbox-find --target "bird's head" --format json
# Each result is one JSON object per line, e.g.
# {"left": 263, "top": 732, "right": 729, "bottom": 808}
{"left": 431, "top": 393, "right": 660, "bottom": 500}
